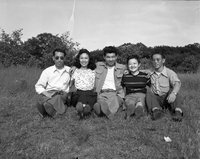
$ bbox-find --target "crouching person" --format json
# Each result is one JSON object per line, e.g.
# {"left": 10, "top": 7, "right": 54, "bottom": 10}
{"left": 146, "top": 52, "right": 183, "bottom": 121}
{"left": 93, "top": 46, "right": 126, "bottom": 119}
{"left": 35, "top": 49, "right": 71, "bottom": 118}
{"left": 122, "top": 55, "right": 150, "bottom": 121}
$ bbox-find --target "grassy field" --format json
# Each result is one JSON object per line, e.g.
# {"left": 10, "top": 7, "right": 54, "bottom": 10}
{"left": 0, "top": 66, "right": 199, "bottom": 159}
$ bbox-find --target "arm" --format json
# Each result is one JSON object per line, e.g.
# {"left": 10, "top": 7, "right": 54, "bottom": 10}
{"left": 140, "top": 69, "right": 153, "bottom": 78}
{"left": 35, "top": 70, "right": 52, "bottom": 98}
{"left": 167, "top": 81, "right": 181, "bottom": 103}
{"left": 69, "top": 69, "right": 77, "bottom": 92}
{"left": 69, "top": 66, "right": 76, "bottom": 77}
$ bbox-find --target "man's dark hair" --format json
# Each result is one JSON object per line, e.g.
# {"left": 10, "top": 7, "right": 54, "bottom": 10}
{"left": 73, "top": 49, "right": 96, "bottom": 70}
{"left": 103, "top": 46, "right": 118, "bottom": 56}
{"left": 126, "top": 55, "right": 141, "bottom": 64}
{"left": 151, "top": 52, "right": 165, "bottom": 59}
{"left": 53, "top": 48, "right": 66, "bottom": 56}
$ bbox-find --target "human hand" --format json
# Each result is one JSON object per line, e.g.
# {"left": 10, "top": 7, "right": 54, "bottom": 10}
{"left": 42, "top": 91, "right": 52, "bottom": 98}
{"left": 140, "top": 69, "right": 152, "bottom": 78}
{"left": 123, "top": 70, "right": 129, "bottom": 75}
{"left": 167, "top": 93, "right": 176, "bottom": 103}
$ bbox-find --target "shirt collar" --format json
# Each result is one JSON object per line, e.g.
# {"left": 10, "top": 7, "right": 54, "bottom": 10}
{"left": 100, "top": 62, "right": 122, "bottom": 69}
{"left": 152, "top": 66, "right": 168, "bottom": 77}
{"left": 53, "top": 65, "right": 69, "bottom": 73}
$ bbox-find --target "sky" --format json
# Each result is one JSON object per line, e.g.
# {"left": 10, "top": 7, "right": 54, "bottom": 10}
{"left": 0, "top": 0, "right": 200, "bottom": 51}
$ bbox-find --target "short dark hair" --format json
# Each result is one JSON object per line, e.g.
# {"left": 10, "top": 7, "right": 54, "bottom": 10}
{"left": 103, "top": 46, "right": 118, "bottom": 56}
{"left": 151, "top": 52, "right": 165, "bottom": 59}
{"left": 73, "top": 49, "right": 96, "bottom": 70}
{"left": 53, "top": 48, "right": 66, "bottom": 56}
{"left": 127, "top": 55, "right": 141, "bottom": 64}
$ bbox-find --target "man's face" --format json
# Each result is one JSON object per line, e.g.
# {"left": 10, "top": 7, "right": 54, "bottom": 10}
{"left": 104, "top": 53, "right": 117, "bottom": 67}
{"left": 53, "top": 51, "right": 65, "bottom": 69}
{"left": 152, "top": 54, "right": 165, "bottom": 70}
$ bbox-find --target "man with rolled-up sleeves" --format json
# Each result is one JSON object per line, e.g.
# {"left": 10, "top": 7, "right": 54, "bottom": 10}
{"left": 146, "top": 52, "right": 183, "bottom": 121}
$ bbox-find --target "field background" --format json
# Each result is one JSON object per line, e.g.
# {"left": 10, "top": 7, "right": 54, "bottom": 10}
{"left": 0, "top": 66, "right": 199, "bottom": 159}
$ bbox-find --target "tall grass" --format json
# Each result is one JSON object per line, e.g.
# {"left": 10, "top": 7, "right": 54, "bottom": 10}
{"left": 179, "top": 73, "right": 200, "bottom": 92}
{"left": 0, "top": 66, "right": 199, "bottom": 159}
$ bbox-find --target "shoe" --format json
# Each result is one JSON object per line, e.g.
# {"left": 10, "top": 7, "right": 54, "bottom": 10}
{"left": 100, "top": 101, "right": 111, "bottom": 117}
{"left": 152, "top": 109, "right": 164, "bottom": 120}
{"left": 93, "top": 103, "right": 101, "bottom": 115}
{"left": 36, "top": 103, "right": 48, "bottom": 118}
{"left": 134, "top": 106, "right": 144, "bottom": 119}
{"left": 83, "top": 104, "right": 91, "bottom": 116}
{"left": 124, "top": 114, "right": 131, "bottom": 122}
{"left": 43, "top": 102, "right": 56, "bottom": 117}
{"left": 76, "top": 102, "right": 83, "bottom": 119}
{"left": 173, "top": 110, "right": 183, "bottom": 122}
{"left": 108, "top": 113, "right": 115, "bottom": 120}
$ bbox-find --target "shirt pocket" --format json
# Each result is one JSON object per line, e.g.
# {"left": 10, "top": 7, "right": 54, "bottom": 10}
{"left": 116, "top": 73, "right": 123, "bottom": 78}
{"left": 116, "top": 69, "right": 124, "bottom": 78}
{"left": 159, "top": 81, "right": 170, "bottom": 94}
{"left": 116, "top": 72, "right": 123, "bottom": 86}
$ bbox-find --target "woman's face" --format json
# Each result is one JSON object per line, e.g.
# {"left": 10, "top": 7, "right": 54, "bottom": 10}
{"left": 79, "top": 53, "right": 89, "bottom": 68}
{"left": 128, "top": 58, "right": 140, "bottom": 73}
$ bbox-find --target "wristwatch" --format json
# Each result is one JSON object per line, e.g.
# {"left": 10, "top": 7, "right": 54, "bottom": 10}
{"left": 172, "top": 92, "right": 177, "bottom": 96}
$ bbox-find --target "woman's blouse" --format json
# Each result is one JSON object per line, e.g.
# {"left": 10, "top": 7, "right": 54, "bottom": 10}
{"left": 72, "top": 68, "right": 95, "bottom": 91}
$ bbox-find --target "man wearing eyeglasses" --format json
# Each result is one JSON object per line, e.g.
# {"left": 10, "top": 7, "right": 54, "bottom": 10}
{"left": 35, "top": 48, "right": 71, "bottom": 118}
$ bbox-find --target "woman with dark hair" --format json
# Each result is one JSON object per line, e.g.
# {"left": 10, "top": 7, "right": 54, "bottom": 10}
{"left": 70, "top": 49, "right": 97, "bottom": 119}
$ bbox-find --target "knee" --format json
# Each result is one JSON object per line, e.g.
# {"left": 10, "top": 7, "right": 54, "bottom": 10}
{"left": 125, "top": 99, "right": 134, "bottom": 107}
{"left": 76, "top": 102, "right": 83, "bottom": 112}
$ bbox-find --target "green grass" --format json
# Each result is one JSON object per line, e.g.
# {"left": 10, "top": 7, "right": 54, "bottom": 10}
{"left": 0, "top": 67, "right": 199, "bottom": 159}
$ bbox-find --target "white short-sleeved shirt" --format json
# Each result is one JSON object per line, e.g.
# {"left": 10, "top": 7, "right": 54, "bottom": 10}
{"left": 72, "top": 68, "right": 95, "bottom": 91}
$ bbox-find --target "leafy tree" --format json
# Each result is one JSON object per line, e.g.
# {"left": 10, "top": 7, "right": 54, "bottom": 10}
{"left": 24, "top": 32, "right": 79, "bottom": 68}
{"left": 0, "top": 29, "right": 30, "bottom": 67}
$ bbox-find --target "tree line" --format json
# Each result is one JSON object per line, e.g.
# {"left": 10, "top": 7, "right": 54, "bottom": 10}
{"left": 0, "top": 29, "right": 200, "bottom": 73}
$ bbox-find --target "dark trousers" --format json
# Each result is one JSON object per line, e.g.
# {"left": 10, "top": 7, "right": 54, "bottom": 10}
{"left": 146, "top": 90, "right": 182, "bottom": 113}
{"left": 71, "top": 90, "right": 97, "bottom": 116}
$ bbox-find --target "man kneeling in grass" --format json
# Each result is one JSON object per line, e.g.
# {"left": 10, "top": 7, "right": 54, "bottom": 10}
{"left": 146, "top": 52, "right": 183, "bottom": 121}
{"left": 35, "top": 48, "right": 71, "bottom": 118}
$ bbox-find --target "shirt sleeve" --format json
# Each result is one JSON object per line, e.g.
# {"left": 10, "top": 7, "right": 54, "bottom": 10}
{"left": 168, "top": 70, "right": 181, "bottom": 86}
{"left": 121, "top": 75, "right": 125, "bottom": 87}
{"left": 35, "top": 69, "right": 49, "bottom": 94}
{"left": 147, "top": 76, "right": 151, "bottom": 87}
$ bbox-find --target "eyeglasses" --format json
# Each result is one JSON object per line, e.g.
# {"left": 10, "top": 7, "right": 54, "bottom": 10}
{"left": 55, "top": 56, "right": 64, "bottom": 60}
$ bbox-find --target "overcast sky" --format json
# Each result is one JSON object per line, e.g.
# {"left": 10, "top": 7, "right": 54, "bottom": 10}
{"left": 1, "top": 0, "right": 200, "bottom": 51}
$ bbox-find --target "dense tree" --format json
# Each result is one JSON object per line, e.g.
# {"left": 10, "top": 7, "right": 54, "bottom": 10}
{"left": 0, "top": 28, "right": 199, "bottom": 72}
{"left": 0, "top": 29, "right": 30, "bottom": 67}
{"left": 21, "top": 31, "right": 79, "bottom": 68}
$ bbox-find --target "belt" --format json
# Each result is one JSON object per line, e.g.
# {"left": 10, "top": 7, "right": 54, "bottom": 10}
{"left": 100, "top": 89, "right": 116, "bottom": 93}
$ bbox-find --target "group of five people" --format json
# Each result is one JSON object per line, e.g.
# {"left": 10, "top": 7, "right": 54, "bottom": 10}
{"left": 35, "top": 46, "right": 183, "bottom": 122}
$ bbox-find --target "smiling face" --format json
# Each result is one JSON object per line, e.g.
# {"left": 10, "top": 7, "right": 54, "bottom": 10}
{"left": 128, "top": 58, "right": 140, "bottom": 73}
{"left": 53, "top": 51, "right": 65, "bottom": 69}
{"left": 79, "top": 53, "right": 89, "bottom": 68}
{"left": 104, "top": 53, "right": 117, "bottom": 67}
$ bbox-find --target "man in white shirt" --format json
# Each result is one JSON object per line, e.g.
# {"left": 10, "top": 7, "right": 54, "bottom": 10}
{"left": 93, "top": 46, "right": 126, "bottom": 119}
{"left": 35, "top": 48, "right": 71, "bottom": 118}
